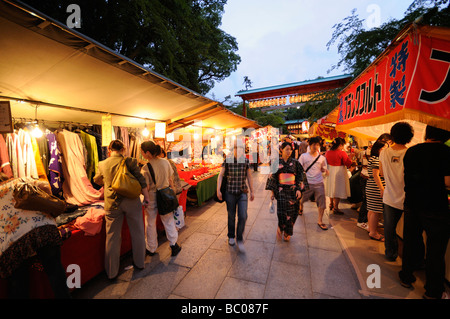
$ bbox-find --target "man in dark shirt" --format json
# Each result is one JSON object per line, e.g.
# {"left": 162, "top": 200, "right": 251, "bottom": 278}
{"left": 401, "top": 125, "right": 450, "bottom": 299}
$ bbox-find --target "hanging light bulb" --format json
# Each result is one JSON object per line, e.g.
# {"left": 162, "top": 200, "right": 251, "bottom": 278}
{"left": 32, "top": 124, "right": 43, "bottom": 138}
{"left": 32, "top": 105, "right": 43, "bottom": 138}
{"left": 142, "top": 120, "right": 149, "bottom": 137}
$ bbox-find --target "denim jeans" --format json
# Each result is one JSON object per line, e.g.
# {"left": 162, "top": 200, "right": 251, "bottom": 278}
{"left": 383, "top": 204, "right": 404, "bottom": 260}
{"left": 225, "top": 192, "right": 248, "bottom": 241}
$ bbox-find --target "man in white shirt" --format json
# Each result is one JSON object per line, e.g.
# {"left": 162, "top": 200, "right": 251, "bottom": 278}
{"left": 299, "top": 137, "right": 329, "bottom": 230}
{"left": 379, "top": 122, "right": 414, "bottom": 262}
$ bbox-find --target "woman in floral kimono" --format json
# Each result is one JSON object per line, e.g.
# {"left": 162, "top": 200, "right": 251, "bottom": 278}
{"left": 266, "top": 142, "right": 304, "bottom": 241}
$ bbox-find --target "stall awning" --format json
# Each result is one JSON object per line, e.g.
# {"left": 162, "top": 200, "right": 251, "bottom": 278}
{"left": 335, "top": 23, "right": 450, "bottom": 144}
{"left": 0, "top": 0, "right": 259, "bottom": 131}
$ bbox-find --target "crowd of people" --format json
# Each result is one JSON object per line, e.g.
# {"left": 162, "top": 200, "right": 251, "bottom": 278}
{"left": 264, "top": 123, "right": 449, "bottom": 299}
{"left": 1, "top": 123, "right": 448, "bottom": 299}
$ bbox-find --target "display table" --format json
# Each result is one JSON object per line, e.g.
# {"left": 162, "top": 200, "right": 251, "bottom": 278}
{"left": 187, "top": 174, "right": 219, "bottom": 205}
{"left": 0, "top": 217, "right": 132, "bottom": 298}
{"left": 177, "top": 163, "right": 221, "bottom": 206}
{"left": 0, "top": 189, "right": 188, "bottom": 299}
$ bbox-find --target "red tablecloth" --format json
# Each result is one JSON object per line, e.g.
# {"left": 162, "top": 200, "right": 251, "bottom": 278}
{"left": 0, "top": 218, "right": 132, "bottom": 299}
{"left": 177, "top": 166, "right": 208, "bottom": 181}
{"left": 0, "top": 190, "right": 188, "bottom": 299}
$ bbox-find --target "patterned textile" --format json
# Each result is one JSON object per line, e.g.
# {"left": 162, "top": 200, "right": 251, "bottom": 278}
{"left": 0, "top": 224, "right": 61, "bottom": 278}
{"left": 265, "top": 157, "right": 304, "bottom": 236}
{"left": 0, "top": 178, "right": 57, "bottom": 258}
{"left": 222, "top": 156, "right": 250, "bottom": 195}
{"left": 45, "top": 130, "right": 64, "bottom": 198}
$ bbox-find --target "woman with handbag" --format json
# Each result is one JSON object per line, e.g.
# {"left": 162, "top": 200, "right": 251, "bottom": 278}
{"left": 93, "top": 140, "right": 150, "bottom": 280}
{"left": 140, "top": 141, "right": 182, "bottom": 257}
{"left": 265, "top": 142, "right": 304, "bottom": 241}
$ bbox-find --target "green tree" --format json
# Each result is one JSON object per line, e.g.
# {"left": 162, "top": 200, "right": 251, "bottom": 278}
{"left": 327, "top": 0, "right": 450, "bottom": 77}
{"left": 226, "top": 102, "right": 285, "bottom": 129}
{"left": 22, "top": 0, "right": 240, "bottom": 94}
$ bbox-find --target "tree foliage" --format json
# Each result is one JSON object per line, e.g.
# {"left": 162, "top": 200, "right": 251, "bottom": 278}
{"left": 327, "top": 0, "right": 450, "bottom": 77}
{"left": 21, "top": 0, "right": 240, "bottom": 94}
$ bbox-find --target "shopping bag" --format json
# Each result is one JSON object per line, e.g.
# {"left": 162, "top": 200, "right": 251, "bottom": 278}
{"left": 269, "top": 199, "right": 275, "bottom": 214}
{"left": 174, "top": 205, "right": 185, "bottom": 229}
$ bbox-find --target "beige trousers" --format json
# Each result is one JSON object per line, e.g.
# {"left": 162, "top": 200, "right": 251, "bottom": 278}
{"left": 104, "top": 197, "right": 145, "bottom": 279}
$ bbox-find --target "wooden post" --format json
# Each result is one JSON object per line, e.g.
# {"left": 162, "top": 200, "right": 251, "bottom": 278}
{"left": 242, "top": 98, "right": 247, "bottom": 118}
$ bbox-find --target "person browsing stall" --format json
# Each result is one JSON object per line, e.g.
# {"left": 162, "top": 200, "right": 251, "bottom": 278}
{"left": 140, "top": 141, "right": 182, "bottom": 257}
{"left": 93, "top": 140, "right": 150, "bottom": 280}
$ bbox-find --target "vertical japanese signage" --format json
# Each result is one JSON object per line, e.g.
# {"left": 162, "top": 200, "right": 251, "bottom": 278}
{"left": 337, "top": 26, "right": 450, "bottom": 131}
{"left": 102, "top": 114, "right": 112, "bottom": 147}
{"left": 0, "top": 101, "right": 13, "bottom": 133}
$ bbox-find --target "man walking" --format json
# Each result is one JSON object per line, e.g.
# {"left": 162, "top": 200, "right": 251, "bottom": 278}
{"left": 217, "top": 144, "right": 254, "bottom": 253}
{"left": 299, "top": 137, "right": 329, "bottom": 230}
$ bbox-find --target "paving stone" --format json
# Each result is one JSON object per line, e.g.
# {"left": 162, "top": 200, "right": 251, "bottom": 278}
{"left": 272, "top": 236, "right": 309, "bottom": 267}
{"left": 169, "top": 232, "right": 217, "bottom": 268}
{"left": 246, "top": 217, "right": 277, "bottom": 244}
{"left": 264, "top": 260, "right": 313, "bottom": 299}
{"left": 227, "top": 240, "right": 274, "bottom": 284}
{"left": 215, "top": 277, "right": 265, "bottom": 299}
{"left": 308, "top": 247, "right": 362, "bottom": 299}
{"left": 172, "top": 249, "right": 236, "bottom": 299}
{"left": 125, "top": 261, "right": 190, "bottom": 299}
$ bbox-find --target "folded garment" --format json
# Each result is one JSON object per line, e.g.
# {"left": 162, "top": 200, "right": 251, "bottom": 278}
{"left": 74, "top": 207, "right": 106, "bottom": 236}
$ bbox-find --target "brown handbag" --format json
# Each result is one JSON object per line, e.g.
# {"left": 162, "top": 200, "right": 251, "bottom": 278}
{"left": 13, "top": 180, "right": 67, "bottom": 218}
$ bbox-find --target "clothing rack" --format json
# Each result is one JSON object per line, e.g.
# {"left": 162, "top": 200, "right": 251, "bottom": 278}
{"left": 11, "top": 117, "right": 139, "bottom": 133}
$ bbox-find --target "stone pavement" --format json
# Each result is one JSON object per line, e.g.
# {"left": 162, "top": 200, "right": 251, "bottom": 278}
{"left": 72, "top": 171, "right": 428, "bottom": 300}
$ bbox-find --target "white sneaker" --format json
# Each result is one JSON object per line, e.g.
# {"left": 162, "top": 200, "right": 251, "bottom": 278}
{"left": 236, "top": 241, "right": 246, "bottom": 254}
{"left": 228, "top": 238, "right": 235, "bottom": 246}
{"left": 357, "top": 222, "right": 369, "bottom": 232}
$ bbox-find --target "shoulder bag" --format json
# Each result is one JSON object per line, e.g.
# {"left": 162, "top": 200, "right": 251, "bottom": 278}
{"left": 147, "top": 162, "right": 178, "bottom": 215}
{"left": 301, "top": 154, "right": 321, "bottom": 192}
{"left": 214, "top": 163, "right": 228, "bottom": 203}
{"left": 111, "top": 158, "right": 142, "bottom": 198}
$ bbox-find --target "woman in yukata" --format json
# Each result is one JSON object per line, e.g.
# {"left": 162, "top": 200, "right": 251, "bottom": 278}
{"left": 265, "top": 142, "right": 304, "bottom": 242}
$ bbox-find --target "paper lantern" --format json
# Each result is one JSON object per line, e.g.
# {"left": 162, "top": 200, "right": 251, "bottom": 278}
{"left": 155, "top": 122, "right": 166, "bottom": 138}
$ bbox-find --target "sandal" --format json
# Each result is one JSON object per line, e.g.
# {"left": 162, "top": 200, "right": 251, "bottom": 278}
{"left": 318, "top": 223, "right": 328, "bottom": 231}
{"left": 276, "top": 227, "right": 282, "bottom": 241}
{"left": 369, "top": 234, "right": 385, "bottom": 242}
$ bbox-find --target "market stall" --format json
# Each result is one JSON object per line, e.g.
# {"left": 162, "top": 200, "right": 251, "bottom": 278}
{"left": 335, "top": 23, "right": 450, "bottom": 141}
{"left": 0, "top": 0, "right": 259, "bottom": 298}
{"left": 334, "top": 23, "right": 450, "bottom": 281}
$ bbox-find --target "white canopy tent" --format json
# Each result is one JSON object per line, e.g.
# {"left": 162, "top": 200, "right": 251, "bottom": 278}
{"left": 0, "top": 0, "right": 259, "bottom": 132}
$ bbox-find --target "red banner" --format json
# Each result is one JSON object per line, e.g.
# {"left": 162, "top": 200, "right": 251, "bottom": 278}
{"left": 313, "top": 124, "right": 348, "bottom": 142}
{"left": 337, "top": 25, "right": 450, "bottom": 132}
